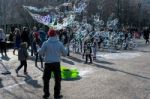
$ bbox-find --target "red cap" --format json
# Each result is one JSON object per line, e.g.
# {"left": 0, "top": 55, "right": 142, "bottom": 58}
{"left": 48, "top": 29, "right": 56, "bottom": 37}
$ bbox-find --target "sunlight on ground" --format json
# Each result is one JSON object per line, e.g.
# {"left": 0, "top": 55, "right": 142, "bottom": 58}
{"left": 97, "top": 52, "right": 141, "bottom": 60}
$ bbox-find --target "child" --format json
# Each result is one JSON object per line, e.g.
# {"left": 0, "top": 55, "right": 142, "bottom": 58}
{"left": 16, "top": 42, "right": 28, "bottom": 75}
{"left": 84, "top": 42, "right": 92, "bottom": 63}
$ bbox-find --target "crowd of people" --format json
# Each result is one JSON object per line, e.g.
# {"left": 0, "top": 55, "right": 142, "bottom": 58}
{"left": 0, "top": 25, "right": 150, "bottom": 99}
{"left": 0, "top": 25, "right": 150, "bottom": 63}
{"left": 0, "top": 26, "right": 69, "bottom": 99}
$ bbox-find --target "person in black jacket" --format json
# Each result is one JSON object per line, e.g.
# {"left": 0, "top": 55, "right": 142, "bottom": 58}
{"left": 0, "top": 28, "right": 7, "bottom": 56}
{"left": 21, "top": 27, "right": 29, "bottom": 46}
{"left": 143, "top": 27, "right": 150, "bottom": 44}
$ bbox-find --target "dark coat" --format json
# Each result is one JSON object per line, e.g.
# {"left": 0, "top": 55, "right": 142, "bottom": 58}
{"left": 18, "top": 46, "right": 28, "bottom": 61}
{"left": 143, "top": 29, "right": 149, "bottom": 40}
{"left": 21, "top": 31, "right": 29, "bottom": 43}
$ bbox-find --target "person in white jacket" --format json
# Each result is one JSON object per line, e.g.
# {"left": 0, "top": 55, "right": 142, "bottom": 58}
{"left": 0, "top": 28, "right": 7, "bottom": 56}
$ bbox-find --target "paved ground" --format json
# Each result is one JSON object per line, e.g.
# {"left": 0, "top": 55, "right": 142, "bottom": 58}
{"left": 0, "top": 39, "right": 150, "bottom": 99}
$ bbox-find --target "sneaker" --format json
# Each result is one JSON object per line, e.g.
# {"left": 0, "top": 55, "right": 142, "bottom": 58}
{"left": 54, "top": 95, "right": 63, "bottom": 99}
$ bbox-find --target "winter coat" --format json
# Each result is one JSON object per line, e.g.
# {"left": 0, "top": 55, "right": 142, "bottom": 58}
{"left": 39, "top": 36, "right": 68, "bottom": 63}
{"left": 18, "top": 45, "right": 28, "bottom": 61}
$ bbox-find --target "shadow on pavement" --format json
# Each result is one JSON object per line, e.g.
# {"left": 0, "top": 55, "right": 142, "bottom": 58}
{"left": 1, "top": 75, "right": 36, "bottom": 97}
{"left": 17, "top": 75, "right": 26, "bottom": 78}
{"left": 67, "top": 56, "right": 83, "bottom": 63}
{"left": 1, "top": 55, "right": 10, "bottom": 61}
{"left": 0, "top": 61, "right": 11, "bottom": 75}
{"left": 94, "top": 63, "right": 150, "bottom": 80}
{"left": 0, "top": 75, "right": 21, "bottom": 99}
{"left": 61, "top": 58, "right": 75, "bottom": 65}
{"left": 94, "top": 59, "right": 114, "bottom": 65}
{"left": 0, "top": 78, "right": 4, "bottom": 88}
{"left": 140, "top": 50, "right": 150, "bottom": 53}
{"left": 25, "top": 74, "right": 42, "bottom": 88}
{"left": 35, "top": 64, "right": 44, "bottom": 72}
{"left": 62, "top": 76, "right": 82, "bottom": 81}
{"left": 94, "top": 63, "right": 117, "bottom": 71}
{"left": 68, "top": 55, "right": 114, "bottom": 65}
{"left": 3, "top": 89, "right": 21, "bottom": 99}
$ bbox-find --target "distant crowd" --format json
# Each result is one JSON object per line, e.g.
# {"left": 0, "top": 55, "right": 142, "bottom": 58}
{"left": 0, "top": 26, "right": 150, "bottom": 64}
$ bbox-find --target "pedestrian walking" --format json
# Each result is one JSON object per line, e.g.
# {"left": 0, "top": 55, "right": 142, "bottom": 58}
{"left": 0, "top": 28, "right": 7, "bottom": 56}
{"left": 84, "top": 42, "right": 92, "bottom": 63}
{"left": 33, "top": 32, "right": 43, "bottom": 68}
{"left": 29, "top": 26, "right": 38, "bottom": 56}
{"left": 39, "top": 29, "right": 68, "bottom": 99}
{"left": 21, "top": 27, "right": 29, "bottom": 45}
{"left": 143, "top": 27, "right": 150, "bottom": 44}
{"left": 16, "top": 42, "right": 28, "bottom": 75}
{"left": 13, "top": 28, "right": 21, "bottom": 55}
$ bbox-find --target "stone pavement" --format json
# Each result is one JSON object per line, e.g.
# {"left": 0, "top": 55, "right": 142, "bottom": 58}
{"left": 0, "top": 39, "right": 150, "bottom": 99}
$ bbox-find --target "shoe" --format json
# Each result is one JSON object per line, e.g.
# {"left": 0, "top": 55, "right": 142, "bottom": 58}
{"left": 43, "top": 94, "right": 50, "bottom": 99}
{"left": 24, "top": 72, "right": 28, "bottom": 75}
{"left": 54, "top": 95, "right": 63, "bottom": 99}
